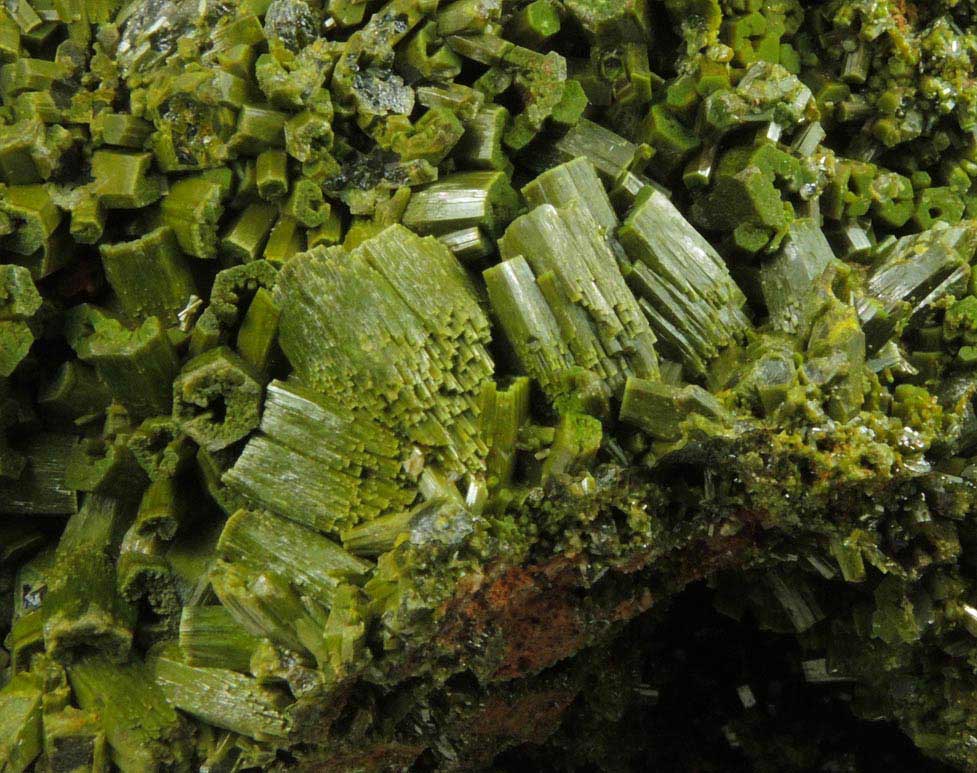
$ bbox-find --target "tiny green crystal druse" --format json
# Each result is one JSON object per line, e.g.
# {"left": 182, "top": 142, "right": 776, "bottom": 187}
{"left": 7, "top": 0, "right": 977, "bottom": 770}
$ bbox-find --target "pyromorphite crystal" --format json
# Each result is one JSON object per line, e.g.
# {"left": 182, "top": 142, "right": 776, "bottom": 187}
{"left": 98, "top": 227, "right": 197, "bottom": 325}
{"left": 179, "top": 604, "right": 260, "bottom": 672}
{"left": 68, "top": 655, "right": 192, "bottom": 773}
{"left": 42, "top": 494, "right": 137, "bottom": 663}
{"left": 65, "top": 305, "right": 179, "bottom": 419}
{"left": 0, "top": 670, "right": 42, "bottom": 772}
{"left": 172, "top": 347, "right": 265, "bottom": 452}
{"left": 160, "top": 176, "right": 225, "bottom": 259}
{"left": 11, "top": 0, "right": 977, "bottom": 770}
{"left": 224, "top": 379, "right": 412, "bottom": 533}
{"left": 154, "top": 644, "right": 290, "bottom": 742}
{"left": 0, "top": 264, "right": 39, "bottom": 320}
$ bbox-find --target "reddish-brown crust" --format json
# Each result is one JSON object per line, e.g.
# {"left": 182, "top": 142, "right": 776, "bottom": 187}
{"left": 469, "top": 687, "right": 577, "bottom": 746}
{"left": 437, "top": 555, "right": 590, "bottom": 680}
{"left": 610, "top": 587, "right": 655, "bottom": 622}
{"left": 434, "top": 521, "right": 764, "bottom": 683}
{"left": 892, "top": 0, "right": 917, "bottom": 33}
{"left": 300, "top": 742, "right": 425, "bottom": 773}
{"left": 291, "top": 515, "right": 770, "bottom": 771}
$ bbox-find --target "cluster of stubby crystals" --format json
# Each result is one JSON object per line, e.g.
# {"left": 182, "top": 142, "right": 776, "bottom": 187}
{"left": 6, "top": 0, "right": 977, "bottom": 770}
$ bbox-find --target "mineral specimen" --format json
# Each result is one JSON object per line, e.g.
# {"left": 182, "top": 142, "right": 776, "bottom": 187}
{"left": 4, "top": 0, "right": 977, "bottom": 771}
